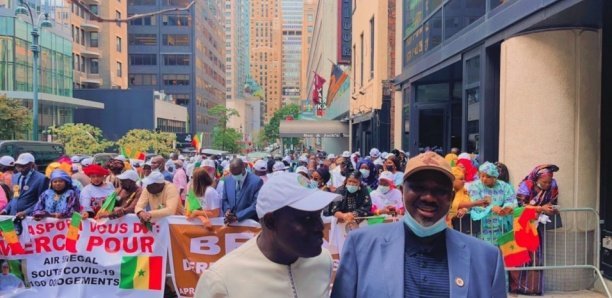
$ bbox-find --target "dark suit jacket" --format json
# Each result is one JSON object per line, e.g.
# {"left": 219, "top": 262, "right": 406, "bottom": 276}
{"left": 222, "top": 172, "right": 263, "bottom": 221}
{"left": 331, "top": 222, "right": 507, "bottom": 298}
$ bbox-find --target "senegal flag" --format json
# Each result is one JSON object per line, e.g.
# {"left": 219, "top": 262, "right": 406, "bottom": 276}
{"left": 96, "top": 192, "right": 117, "bottom": 219}
{"left": 120, "top": 256, "right": 163, "bottom": 290}
{"left": 191, "top": 132, "right": 203, "bottom": 151}
{"left": 66, "top": 212, "right": 82, "bottom": 253}
{"left": 497, "top": 230, "right": 531, "bottom": 267}
{"left": 0, "top": 219, "right": 25, "bottom": 254}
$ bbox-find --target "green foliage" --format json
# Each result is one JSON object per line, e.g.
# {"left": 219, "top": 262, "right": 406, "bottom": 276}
{"left": 211, "top": 127, "right": 243, "bottom": 153}
{"left": 116, "top": 129, "right": 175, "bottom": 156}
{"left": 262, "top": 104, "right": 301, "bottom": 143}
{"left": 0, "top": 96, "right": 32, "bottom": 140}
{"left": 50, "top": 123, "right": 113, "bottom": 155}
{"left": 208, "top": 104, "right": 239, "bottom": 130}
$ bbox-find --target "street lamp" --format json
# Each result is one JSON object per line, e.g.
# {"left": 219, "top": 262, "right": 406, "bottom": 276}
{"left": 15, "top": 0, "right": 53, "bottom": 141}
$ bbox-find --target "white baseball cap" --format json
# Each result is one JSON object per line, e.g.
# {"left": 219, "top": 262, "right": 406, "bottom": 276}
{"left": 256, "top": 172, "right": 340, "bottom": 219}
{"left": 15, "top": 153, "right": 35, "bottom": 165}
{"left": 0, "top": 156, "right": 15, "bottom": 167}
{"left": 178, "top": 155, "right": 185, "bottom": 161}
{"left": 282, "top": 156, "right": 292, "bottom": 163}
{"left": 298, "top": 155, "right": 308, "bottom": 163}
{"left": 370, "top": 148, "right": 380, "bottom": 158}
{"left": 142, "top": 171, "right": 165, "bottom": 186}
{"left": 201, "top": 159, "right": 216, "bottom": 168}
{"left": 70, "top": 156, "right": 81, "bottom": 163}
{"left": 117, "top": 170, "right": 140, "bottom": 182}
{"left": 381, "top": 152, "right": 389, "bottom": 159}
{"left": 114, "top": 155, "right": 127, "bottom": 162}
{"left": 295, "top": 166, "right": 308, "bottom": 175}
{"left": 254, "top": 160, "right": 267, "bottom": 172}
{"left": 378, "top": 171, "right": 395, "bottom": 182}
{"left": 81, "top": 158, "right": 93, "bottom": 167}
{"left": 341, "top": 151, "right": 351, "bottom": 158}
{"left": 326, "top": 154, "right": 336, "bottom": 160}
{"left": 272, "top": 161, "right": 287, "bottom": 172}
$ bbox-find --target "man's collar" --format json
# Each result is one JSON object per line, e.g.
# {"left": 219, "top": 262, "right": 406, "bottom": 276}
{"left": 404, "top": 224, "right": 447, "bottom": 256}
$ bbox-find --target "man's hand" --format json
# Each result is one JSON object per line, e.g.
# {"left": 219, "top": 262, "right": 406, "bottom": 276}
{"left": 138, "top": 211, "right": 152, "bottom": 222}
{"left": 540, "top": 204, "right": 555, "bottom": 215}
{"left": 491, "top": 206, "right": 503, "bottom": 215}
{"left": 15, "top": 211, "right": 26, "bottom": 220}
{"left": 81, "top": 211, "right": 89, "bottom": 219}
{"left": 343, "top": 212, "right": 355, "bottom": 222}
{"left": 224, "top": 212, "right": 237, "bottom": 224}
{"left": 457, "top": 208, "right": 468, "bottom": 218}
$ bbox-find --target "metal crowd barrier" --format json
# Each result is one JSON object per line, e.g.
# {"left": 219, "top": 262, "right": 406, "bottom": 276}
{"left": 454, "top": 208, "right": 611, "bottom": 297}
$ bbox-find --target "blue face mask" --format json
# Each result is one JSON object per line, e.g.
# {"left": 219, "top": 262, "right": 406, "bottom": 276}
{"left": 232, "top": 173, "right": 245, "bottom": 182}
{"left": 359, "top": 169, "right": 370, "bottom": 178}
{"left": 378, "top": 186, "right": 390, "bottom": 194}
{"left": 346, "top": 185, "right": 359, "bottom": 194}
{"left": 403, "top": 211, "right": 447, "bottom": 238}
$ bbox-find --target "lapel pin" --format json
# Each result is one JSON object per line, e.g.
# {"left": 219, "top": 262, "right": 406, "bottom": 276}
{"left": 455, "top": 277, "right": 464, "bottom": 287}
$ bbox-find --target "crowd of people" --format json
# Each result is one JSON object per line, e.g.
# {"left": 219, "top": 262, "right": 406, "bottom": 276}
{"left": 0, "top": 146, "right": 562, "bottom": 296}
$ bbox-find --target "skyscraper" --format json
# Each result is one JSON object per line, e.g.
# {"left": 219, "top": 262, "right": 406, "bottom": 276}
{"left": 127, "top": 0, "right": 225, "bottom": 146}
{"left": 250, "top": 0, "right": 282, "bottom": 124}
{"left": 281, "top": 0, "right": 302, "bottom": 106}
{"left": 300, "top": 0, "right": 317, "bottom": 103}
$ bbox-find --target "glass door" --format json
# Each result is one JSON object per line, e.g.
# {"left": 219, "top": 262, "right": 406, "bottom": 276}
{"left": 417, "top": 105, "right": 448, "bottom": 153}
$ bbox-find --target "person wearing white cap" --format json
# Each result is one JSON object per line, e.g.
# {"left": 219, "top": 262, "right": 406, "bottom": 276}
{"left": 1, "top": 153, "right": 49, "bottom": 219}
{"left": 270, "top": 161, "right": 287, "bottom": 177}
{"left": 370, "top": 171, "right": 404, "bottom": 216}
{"left": 135, "top": 171, "right": 180, "bottom": 222}
{"left": 194, "top": 172, "right": 340, "bottom": 298}
{"left": 98, "top": 170, "right": 142, "bottom": 220}
{"left": 106, "top": 155, "right": 127, "bottom": 189}
{"left": 253, "top": 159, "right": 269, "bottom": 183}
{"left": 295, "top": 166, "right": 309, "bottom": 179}
{"left": 0, "top": 155, "right": 15, "bottom": 188}
{"left": 221, "top": 158, "right": 263, "bottom": 224}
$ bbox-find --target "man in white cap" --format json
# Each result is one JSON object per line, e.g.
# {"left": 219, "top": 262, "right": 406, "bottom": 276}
{"left": 135, "top": 171, "right": 180, "bottom": 223}
{"left": 253, "top": 159, "right": 269, "bottom": 183}
{"left": 71, "top": 157, "right": 91, "bottom": 188}
{"left": 106, "top": 155, "right": 127, "bottom": 188}
{"left": 194, "top": 173, "right": 340, "bottom": 298}
{"left": 0, "top": 156, "right": 15, "bottom": 187}
{"left": 1, "top": 153, "right": 48, "bottom": 219}
{"left": 107, "top": 170, "right": 142, "bottom": 219}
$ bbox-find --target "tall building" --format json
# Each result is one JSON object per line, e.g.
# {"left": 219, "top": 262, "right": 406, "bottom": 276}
{"left": 70, "top": 0, "right": 127, "bottom": 89}
{"left": 280, "top": 0, "right": 302, "bottom": 106}
{"left": 0, "top": 0, "right": 103, "bottom": 140}
{"left": 127, "top": 0, "right": 225, "bottom": 146}
{"left": 250, "top": 0, "right": 283, "bottom": 124}
{"left": 299, "top": 0, "right": 317, "bottom": 102}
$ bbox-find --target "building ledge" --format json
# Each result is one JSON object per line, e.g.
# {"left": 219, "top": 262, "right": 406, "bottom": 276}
{"left": 1, "top": 91, "right": 104, "bottom": 109}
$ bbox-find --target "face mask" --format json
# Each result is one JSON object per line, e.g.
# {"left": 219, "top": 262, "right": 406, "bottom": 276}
{"left": 378, "top": 186, "right": 390, "bottom": 194}
{"left": 403, "top": 210, "right": 447, "bottom": 238}
{"left": 346, "top": 185, "right": 359, "bottom": 194}
{"left": 359, "top": 169, "right": 370, "bottom": 178}
{"left": 385, "top": 165, "right": 394, "bottom": 172}
{"left": 309, "top": 180, "right": 319, "bottom": 188}
{"left": 232, "top": 173, "right": 245, "bottom": 182}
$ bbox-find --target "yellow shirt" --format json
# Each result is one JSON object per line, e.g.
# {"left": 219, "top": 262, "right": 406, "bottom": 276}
{"left": 134, "top": 181, "right": 180, "bottom": 220}
{"left": 447, "top": 188, "right": 471, "bottom": 226}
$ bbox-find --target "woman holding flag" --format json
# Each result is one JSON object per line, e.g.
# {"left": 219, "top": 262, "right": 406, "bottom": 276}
{"left": 184, "top": 168, "right": 221, "bottom": 221}
{"left": 80, "top": 164, "right": 115, "bottom": 218}
{"left": 32, "top": 170, "right": 80, "bottom": 220}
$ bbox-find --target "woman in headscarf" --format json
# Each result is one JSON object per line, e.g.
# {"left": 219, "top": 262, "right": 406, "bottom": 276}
{"left": 311, "top": 167, "right": 331, "bottom": 192}
{"left": 446, "top": 167, "right": 489, "bottom": 228}
{"left": 370, "top": 171, "right": 403, "bottom": 216}
{"left": 456, "top": 153, "right": 478, "bottom": 183}
{"left": 80, "top": 164, "right": 115, "bottom": 219}
{"left": 468, "top": 162, "right": 517, "bottom": 245}
{"left": 357, "top": 159, "right": 378, "bottom": 191}
{"left": 324, "top": 171, "right": 372, "bottom": 222}
{"left": 383, "top": 155, "right": 404, "bottom": 190}
{"left": 509, "top": 164, "right": 560, "bottom": 295}
{"left": 32, "top": 170, "right": 80, "bottom": 220}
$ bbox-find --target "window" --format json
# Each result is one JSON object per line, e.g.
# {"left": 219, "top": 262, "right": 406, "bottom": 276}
{"left": 162, "top": 15, "right": 191, "bottom": 26}
{"left": 116, "top": 62, "right": 122, "bottom": 77}
{"left": 116, "top": 10, "right": 121, "bottom": 27}
{"left": 89, "top": 58, "right": 99, "bottom": 74}
{"left": 170, "top": 93, "right": 190, "bottom": 106}
{"left": 128, "top": 0, "right": 155, "bottom": 5}
{"left": 162, "top": 74, "right": 190, "bottom": 85}
{"left": 129, "top": 74, "right": 157, "bottom": 86}
{"left": 129, "top": 15, "right": 156, "bottom": 26}
{"left": 165, "top": 0, "right": 191, "bottom": 6}
{"left": 370, "top": 17, "right": 374, "bottom": 79}
{"left": 307, "top": 14, "right": 313, "bottom": 22}
{"left": 129, "top": 34, "right": 157, "bottom": 45}
{"left": 163, "top": 54, "right": 190, "bottom": 66}
{"left": 80, "top": 29, "right": 85, "bottom": 46}
{"left": 88, "top": 5, "right": 98, "bottom": 16}
{"left": 163, "top": 34, "right": 189, "bottom": 46}
{"left": 116, "top": 36, "right": 122, "bottom": 52}
{"left": 443, "top": 0, "right": 485, "bottom": 41}
{"left": 89, "top": 32, "right": 98, "bottom": 47}
{"left": 360, "top": 33, "right": 363, "bottom": 86}
{"left": 130, "top": 54, "right": 157, "bottom": 65}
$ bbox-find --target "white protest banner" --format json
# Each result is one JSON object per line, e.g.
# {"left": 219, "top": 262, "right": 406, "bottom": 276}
{"left": 0, "top": 214, "right": 169, "bottom": 298}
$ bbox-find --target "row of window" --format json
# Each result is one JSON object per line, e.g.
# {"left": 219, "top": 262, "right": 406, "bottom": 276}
{"left": 128, "top": 34, "right": 189, "bottom": 46}
{"left": 129, "top": 73, "right": 189, "bottom": 86}
{"left": 128, "top": 0, "right": 192, "bottom": 6}
{"left": 129, "top": 54, "right": 190, "bottom": 66}
{"left": 128, "top": 15, "right": 191, "bottom": 27}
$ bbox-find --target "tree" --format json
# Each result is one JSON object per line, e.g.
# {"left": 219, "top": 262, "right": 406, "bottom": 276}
{"left": 0, "top": 96, "right": 32, "bottom": 140}
{"left": 116, "top": 129, "right": 175, "bottom": 156}
{"left": 262, "top": 103, "right": 301, "bottom": 143}
{"left": 50, "top": 123, "right": 113, "bottom": 155}
{"left": 208, "top": 104, "right": 243, "bottom": 152}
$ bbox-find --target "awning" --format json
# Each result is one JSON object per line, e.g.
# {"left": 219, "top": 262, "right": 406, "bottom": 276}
{"left": 200, "top": 149, "right": 229, "bottom": 155}
{"left": 279, "top": 120, "right": 349, "bottom": 138}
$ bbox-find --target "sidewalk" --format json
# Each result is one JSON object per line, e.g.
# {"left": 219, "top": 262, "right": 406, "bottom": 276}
{"left": 510, "top": 290, "right": 609, "bottom": 297}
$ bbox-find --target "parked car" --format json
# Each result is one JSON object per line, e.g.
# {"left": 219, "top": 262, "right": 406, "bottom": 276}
{"left": 0, "top": 140, "right": 65, "bottom": 172}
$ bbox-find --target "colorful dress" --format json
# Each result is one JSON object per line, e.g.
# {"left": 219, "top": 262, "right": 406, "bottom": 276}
{"left": 32, "top": 188, "right": 81, "bottom": 218}
{"left": 468, "top": 180, "right": 517, "bottom": 245}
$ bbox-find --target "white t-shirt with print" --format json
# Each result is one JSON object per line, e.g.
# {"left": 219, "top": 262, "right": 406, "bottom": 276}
{"left": 80, "top": 183, "right": 115, "bottom": 213}
{"left": 371, "top": 188, "right": 403, "bottom": 210}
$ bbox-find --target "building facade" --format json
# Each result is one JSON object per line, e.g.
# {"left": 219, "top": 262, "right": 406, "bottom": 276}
{"left": 299, "top": 0, "right": 317, "bottom": 102}
{"left": 0, "top": 0, "right": 103, "bottom": 140}
{"left": 280, "top": 0, "right": 302, "bottom": 106}
{"left": 351, "top": 0, "right": 395, "bottom": 154}
{"left": 250, "top": 0, "right": 283, "bottom": 124}
{"left": 127, "top": 0, "right": 225, "bottom": 146}
{"left": 395, "top": 0, "right": 612, "bottom": 290}
{"left": 70, "top": 0, "right": 128, "bottom": 89}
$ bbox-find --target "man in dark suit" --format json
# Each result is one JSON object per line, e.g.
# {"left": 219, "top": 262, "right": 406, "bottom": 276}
{"left": 222, "top": 158, "right": 263, "bottom": 224}
{"left": 1, "top": 153, "right": 49, "bottom": 219}
{"left": 332, "top": 152, "right": 507, "bottom": 298}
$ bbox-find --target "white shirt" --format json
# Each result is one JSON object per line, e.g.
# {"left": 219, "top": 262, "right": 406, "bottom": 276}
{"left": 393, "top": 172, "right": 404, "bottom": 187}
{"left": 371, "top": 188, "right": 404, "bottom": 209}
{"left": 330, "top": 167, "right": 345, "bottom": 188}
{"left": 195, "top": 237, "right": 332, "bottom": 298}
{"left": 80, "top": 183, "right": 115, "bottom": 213}
{"left": 0, "top": 273, "right": 24, "bottom": 291}
{"left": 199, "top": 187, "right": 221, "bottom": 210}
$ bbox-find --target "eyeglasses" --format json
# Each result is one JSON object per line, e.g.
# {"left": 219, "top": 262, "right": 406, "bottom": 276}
{"left": 406, "top": 182, "right": 452, "bottom": 197}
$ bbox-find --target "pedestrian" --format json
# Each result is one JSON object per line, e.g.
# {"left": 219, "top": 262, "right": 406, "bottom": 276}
{"left": 71, "top": 157, "right": 91, "bottom": 187}
{"left": 445, "top": 147, "right": 459, "bottom": 167}
{"left": 252, "top": 159, "right": 269, "bottom": 183}
{"left": 0, "top": 156, "right": 15, "bottom": 188}
{"left": 457, "top": 153, "right": 478, "bottom": 183}
{"left": 135, "top": 171, "right": 181, "bottom": 223}
{"left": 383, "top": 155, "right": 404, "bottom": 190}
{"left": 172, "top": 160, "right": 188, "bottom": 202}
{"left": 106, "top": 155, "right": 127, "bottom": 188}
{"left": 311, "top": 167, "right": 331, "bottom": 192}
{"left": 357, "top": 159, "right": 378, "bottom": 191}
{"left": 80, "top": 164, "right": 115, "bottom": 218}
{"left": 370, "top": 171, "right": 403, "bottom": 216}
{"left": 184, "top": 167, "right": 221, "bottom": 219}
{"left": 331, "top": 152, "right": 507, "bottom": 297}
{"left": 32, "top": 169, "right": 80, "bottom": 220}
{"left": 194, "top": 172, "right": 339, "bottom": 298}
{"left": 0, "top": 260, "right": 24, "bottom": 291}
{"left": 324, "top": 170, "right": 372, "bottom": 222}
{"left": 98, "top": 170, "right": 142, "bottom": 219}
{"left": 221, "top": 158, "right": 263, "bottom": 224}
{"left": 150, "top": 155, "right": 173, "bottom": 182}
{"left": 446, "top": 167, "right": 488, "bottom": 231}
{"left": 1, "top": 153, "right": 49, "bottom": 219}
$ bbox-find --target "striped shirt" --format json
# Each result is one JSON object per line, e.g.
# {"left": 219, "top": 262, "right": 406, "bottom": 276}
{"left": 404, "top": 226, "right": 450, "bottom": 297}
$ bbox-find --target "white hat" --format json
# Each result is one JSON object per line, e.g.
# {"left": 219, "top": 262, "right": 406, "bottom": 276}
{"left": 295, "top": 166, "right": 308, "bottom": 175}
{"left": 458, "top": 153, "right": 471, "bottom": 160}
{"left": 342, "top": 151, "right": 351, "bottom": 158}
{"left": 256, "top": 173, "right": 340, "bottom": 219}
{"left": 298, "top": 155, "right": 308, "bottom": 163}
{"left": 254, "top": 160, "right": 267, "bottom": 172}
{"left": 282, "top": 156, "right": 292, "bottom": 163}
{"left": 354, "top": 151, "right": 361, "bottom": 156}
{"left": 142, "top": 171, "right": 165, "bottom": 186}
{"left": 114, "top": 155, "right": 127, "bottom": 162}
{"left": 70, "top": 156, "right": 81, "bottom": 163}
{"left": 201, "top": 159, "right": 216, "bottom": 168}
{"left": 326, "top": 154, "right": 336, "bottom": 160}
{"left": 178, "top": 155, "right": 185, "bottom": 161}
{"left": 117, "top": 170, "right": 140, "bottom": 182}
{"left": 381, "top": 152, "right": 389, "bottom": 159}
{"left": 71, "top": 164, "right": 78, "bottom": 172}
{"left": 373, "top": 158, "right": 384, "bottom": 166}
{"left": 221, "top": 160, "right": 230, "bottom": 168}
{"left": 272, "top": 161, "right": 287, "bottom": 172}
{"left": 15, "top": 153, "right": 35, "bottom": 165}
{"left": 0, "top": 156, "right": 15, "bottom": 167}
{"left": 378, "top": 171, "right": 395, "bottom": 182}
{"left": 370, "top": 148, "right": 380, "bottom": 158}
{"left": 81, "top": 158, "right": 93, "bottom": 167}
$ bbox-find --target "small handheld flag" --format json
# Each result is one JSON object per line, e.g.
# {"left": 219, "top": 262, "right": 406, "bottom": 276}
{"left": 95, "top": 192, "right": 118, "bottom": 219}
{"left": 0, "top": 219, "right": 25, "bottom": 255}
{"left": 65, "top": 212, "right": 82, "bottom": 253}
